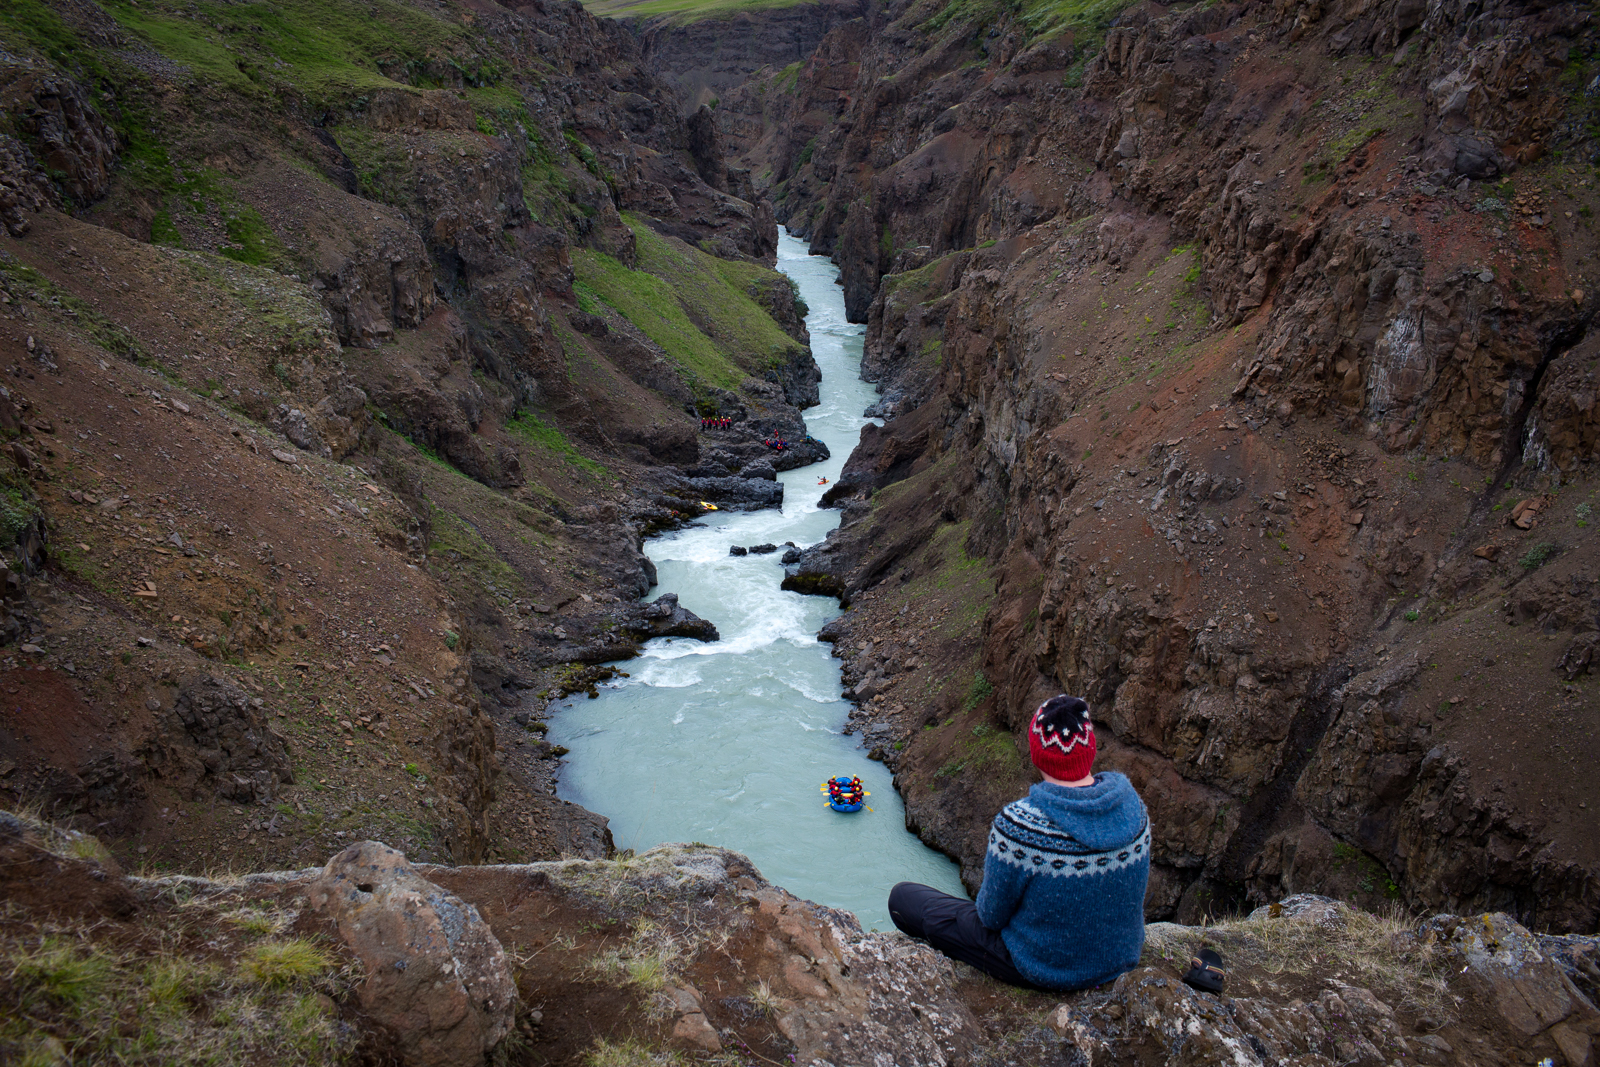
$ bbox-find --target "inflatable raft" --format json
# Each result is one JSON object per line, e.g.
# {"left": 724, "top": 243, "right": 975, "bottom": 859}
{"left": 821, "top": 775, "right": 870, "bottom": 813}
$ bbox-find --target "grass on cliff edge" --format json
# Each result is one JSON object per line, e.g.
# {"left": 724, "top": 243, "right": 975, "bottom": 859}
{"left": 94, "top": 0, "right": 469, "bottom": 102}
{"left": 573, "top": 216, "right": 804, "bottom": 394}
{"left": 580, "top": 0, "right": 815, "bottom": 25}
{"left": 1143, "top": 902, "right": 1459, "bottom": 1022}
{"left": 919, "top": 0, "right": 1134, "bottom": 49}
{"left": 0, "top": 815, "right": 353, "bottom": 1066}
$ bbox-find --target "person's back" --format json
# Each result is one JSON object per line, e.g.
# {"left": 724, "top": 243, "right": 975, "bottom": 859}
{"left": 889, "top": 694, "right": 1149, "bottom": 991}
{"left": 976, "top": 769, "right": 1148, "bottom": 988}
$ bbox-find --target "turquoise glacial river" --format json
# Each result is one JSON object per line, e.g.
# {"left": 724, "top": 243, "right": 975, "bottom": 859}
{"left": 548, "top": 230, "right": 966, "bottom": 929}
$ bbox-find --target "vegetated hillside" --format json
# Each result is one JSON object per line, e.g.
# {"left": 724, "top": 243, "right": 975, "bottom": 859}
{"left": 6, "top": 806, "right": 1600, "bottom": 1067}
{"left": 696, "top": 0, "right": 1600, "bottom": 930}
{"left": 0, "top": 0, "right": 825, "bottom": 876}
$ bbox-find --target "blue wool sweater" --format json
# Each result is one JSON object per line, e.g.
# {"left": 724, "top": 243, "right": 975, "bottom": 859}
{"left": 975, "top": 772, "right": 1150, "bottom": 990}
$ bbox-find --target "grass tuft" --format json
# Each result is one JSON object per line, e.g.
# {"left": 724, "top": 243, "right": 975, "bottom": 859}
{"left": 584, "top": 1037, "right": 693, "bottom": 1066}
{"left": 239, "top": 940, "right": 332, "bottom": 988}
{"left": 12, "top": 939, "right": 113, "bottom": 1010}
{"left": 1144, "top": 902, "right": 1458, "bottom": 1021}
{"left": 588, "top": 918, "right": 681, "bottom": 993}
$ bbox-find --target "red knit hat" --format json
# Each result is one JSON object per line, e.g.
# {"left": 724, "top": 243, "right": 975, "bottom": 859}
{"left": 1028, "top": 695, "right": 1096, "bottom": 781}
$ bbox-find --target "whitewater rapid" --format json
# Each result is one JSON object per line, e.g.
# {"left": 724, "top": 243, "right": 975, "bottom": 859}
{"left": 547, "top": 230, "right": 966, "bottom": 928}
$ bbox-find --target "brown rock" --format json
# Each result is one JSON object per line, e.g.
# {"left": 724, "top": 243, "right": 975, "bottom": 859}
{"left": 1475, "top": 544, "right": 1500, "bottom": 560}
{"left": 1431, "top": 913, "right": 1583, "bottom": 1037}
{"left": 666, "top": 986, "right": 722, "bottom": 1052}
{"left": 308, "top": 841, "right": 515, "bottom": 1067}
{"left": 139, "top": 675, "right": 293, "bottom": 802}
{"left": 1549, "top": 1021, "right": 1594, "bottom": 1067}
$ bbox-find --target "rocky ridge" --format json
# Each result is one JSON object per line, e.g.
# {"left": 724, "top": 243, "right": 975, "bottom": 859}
{"left": 5, "top": 807, "right": 1600, "bottom": 1066}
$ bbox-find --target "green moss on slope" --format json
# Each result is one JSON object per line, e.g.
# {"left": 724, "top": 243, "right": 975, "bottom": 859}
{"left": 95, "top": 0, "right": 472, "bottom": 103}
{"left": 573, "top": 217, "right": 805, "bottom": 395}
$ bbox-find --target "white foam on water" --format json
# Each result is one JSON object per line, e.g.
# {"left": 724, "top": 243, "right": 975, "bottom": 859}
{"left": 550, "top": 230, "right": 965, "bottom": 929}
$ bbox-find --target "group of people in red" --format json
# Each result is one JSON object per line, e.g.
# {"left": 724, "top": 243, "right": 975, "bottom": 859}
{"left": 700, "top": 415, "right": 733, "bottom": 430}
{"left": 763, "top": 436, "right": 788, "bottom": 453}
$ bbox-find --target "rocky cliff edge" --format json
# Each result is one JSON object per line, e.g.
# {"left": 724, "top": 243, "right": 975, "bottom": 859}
{"left": 4, "top": 807, "right": 1599, "bottom": 1066}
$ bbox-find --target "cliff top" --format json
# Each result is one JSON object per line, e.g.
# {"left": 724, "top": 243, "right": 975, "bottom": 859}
{"left": 4, "top": 806, "right": 1599, "bottom": 1066}
{"left": 583, "top": 0, "right": 830, "bottom": 27}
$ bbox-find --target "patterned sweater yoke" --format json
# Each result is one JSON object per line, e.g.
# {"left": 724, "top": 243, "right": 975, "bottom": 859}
{"left": 987, "top": 797, "right": 1151, "bottom": 879}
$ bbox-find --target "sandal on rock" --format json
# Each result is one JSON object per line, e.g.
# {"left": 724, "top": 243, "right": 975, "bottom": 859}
{"left": 1182, "top": 948, "right": 1226, "bottom": 993}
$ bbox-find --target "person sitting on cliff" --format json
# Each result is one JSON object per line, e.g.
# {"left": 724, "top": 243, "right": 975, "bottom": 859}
{"left": 888, "top": 695, "right": 1150, "bottom": 991}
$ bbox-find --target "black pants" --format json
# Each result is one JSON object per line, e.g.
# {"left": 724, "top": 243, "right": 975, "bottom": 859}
{"left": 887, "top": 882, "right": 1040, "bottom": 990}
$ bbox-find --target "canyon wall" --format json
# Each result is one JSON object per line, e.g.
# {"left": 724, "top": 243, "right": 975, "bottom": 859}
{"left": 624, "top": 0, "right": 870, "bottom": 113}
{"left": 696, "top": 0, "right": 1600, "bottom": 930}
{"left": 0, "top": 0, "right": 827, "bottom": 875}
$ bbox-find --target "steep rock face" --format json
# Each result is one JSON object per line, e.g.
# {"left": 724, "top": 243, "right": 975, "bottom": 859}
{"left": 0, "top": 58, "right": 118, "bottom": 208}
{"left": 628, "top": 0, "right": 870, "bottom": 114}
{"left": 746, "top": 0, "right": 1600, "bottom": 930}
{"left": 717, "top": 17, "right": 871, "bottom": 209}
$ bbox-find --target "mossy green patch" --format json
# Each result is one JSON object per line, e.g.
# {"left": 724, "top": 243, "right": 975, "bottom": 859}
{"left": 149, "top": 211, "right": 184, "bottom": 248}
{"left": 218, "top": 206, "right": 285, "bottom": 268}
{"left": 573, "top": 217, "right": 804, "bottom": 395}
{"left": 0, "top": 1, "right": 111, "bottom": 80}
{"left": 98, "top": 0, "right": 469, "bottom": 104}
{"left": 426, "top": 505, "right": 522, "bottom": 592}
{"left": 935, "top": 720, "right": 1021, "bottom": 779}
{"left": 506, "top": 411, "right": 610, "bottom": 481}
{"left": 1302, "top": 66, "right": 1409, "bottom": 180}
{"left": 922, "top": 0, "right": 1132, "bottom": 50}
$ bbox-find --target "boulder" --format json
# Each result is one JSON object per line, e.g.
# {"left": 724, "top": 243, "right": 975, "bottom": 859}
{"left": 685, "top": 473, "right": 784, "bottom": 510}
{"left": 1424, "top": 913, "right": 1600, "bottom": 1039}
{"left": 141, "top": 675, "right": 293, "bottom": 802}
{"left": 741, "top": 458, "right": 777, "bottom": 480}
{"left": 1055, "top": 961, "right": 1411, "bottom": 1067}
{"left": 308, "top": 841, "right": 516, "bottom": 1067}
{"left": 618, "top": 592, "right": 720, "bottom": 643}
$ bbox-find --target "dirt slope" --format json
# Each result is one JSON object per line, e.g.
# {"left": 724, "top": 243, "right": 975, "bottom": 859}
{"left": 0, "top": 0, "right": 828, "bottom": 876}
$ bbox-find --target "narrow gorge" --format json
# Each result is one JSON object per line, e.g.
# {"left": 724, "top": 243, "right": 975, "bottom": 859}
{"left": 0, "top": 0, "right": 1598, "bottom": 1060}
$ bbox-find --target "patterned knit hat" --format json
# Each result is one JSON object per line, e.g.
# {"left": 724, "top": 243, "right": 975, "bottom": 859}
{"left": 1028, "top": 695, "right": 1096, "bottom": 781}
